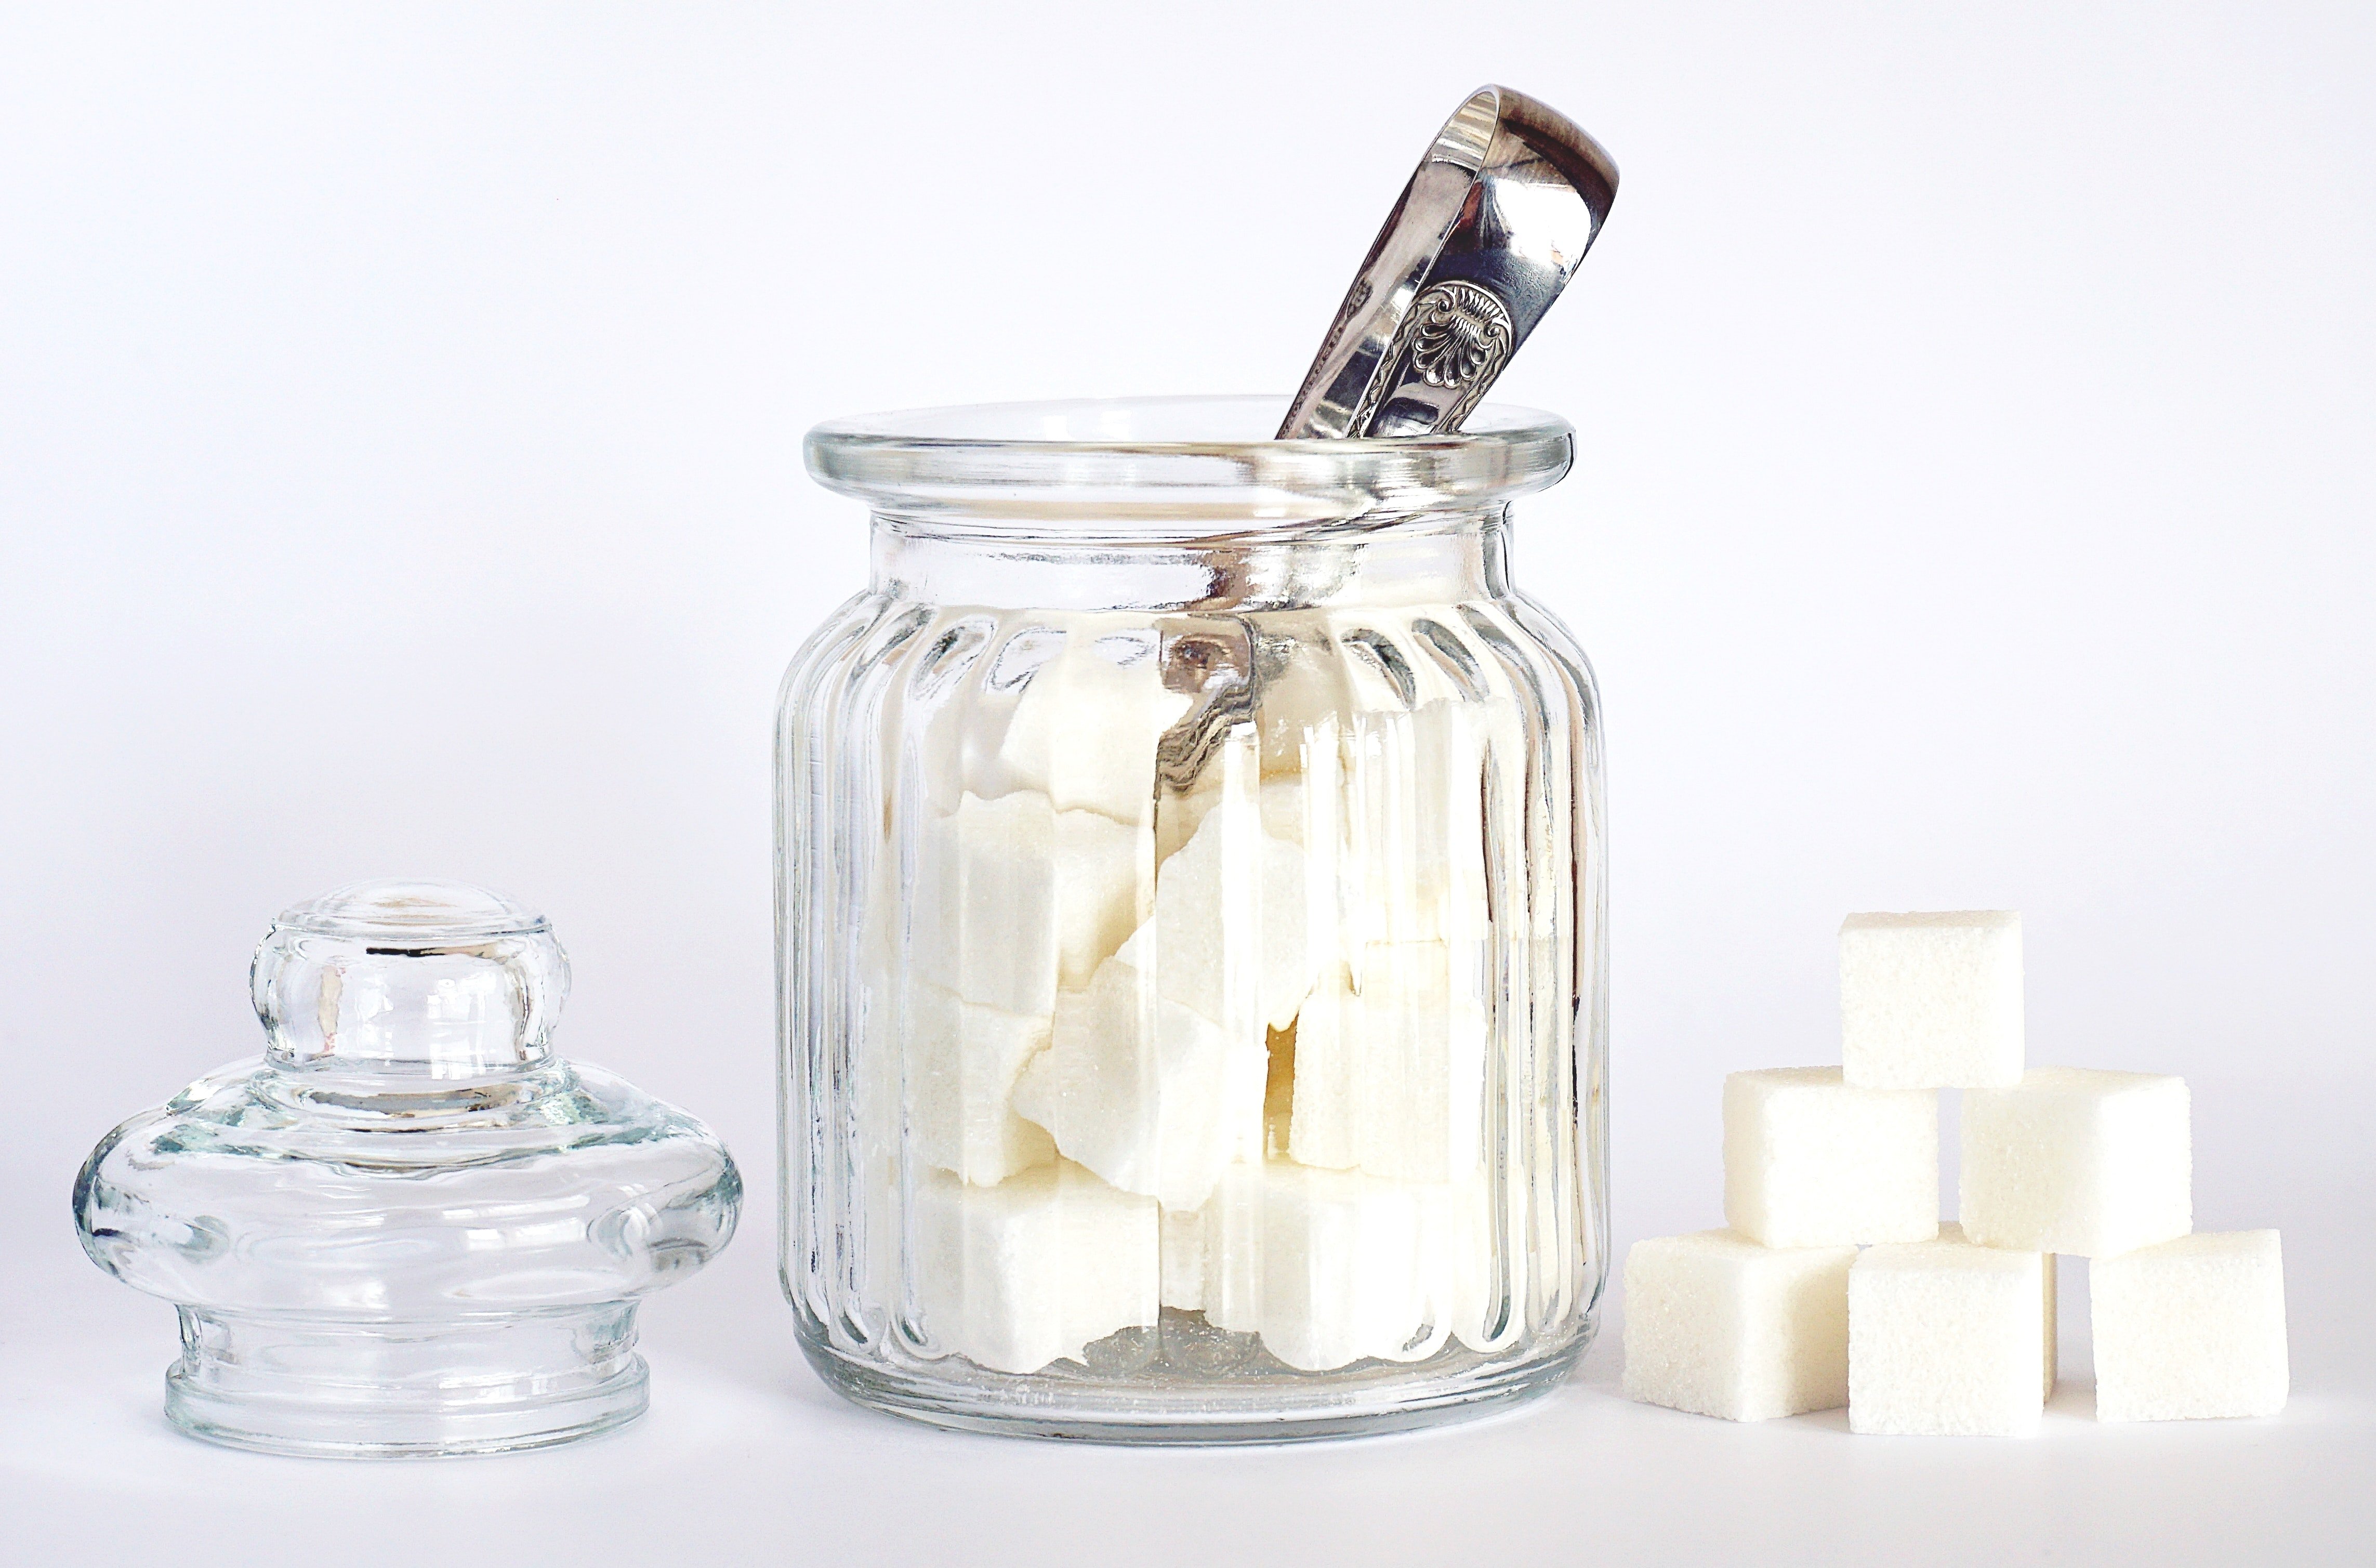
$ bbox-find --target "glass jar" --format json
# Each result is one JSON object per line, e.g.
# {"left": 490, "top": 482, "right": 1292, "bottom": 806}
{"left": 780, "top": 397, "right": 1605, "bottom": 1441}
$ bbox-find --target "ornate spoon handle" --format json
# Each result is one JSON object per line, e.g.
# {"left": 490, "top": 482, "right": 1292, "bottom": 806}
{"left": 1278, "top": 85, "right": 1617, "bottom": 440}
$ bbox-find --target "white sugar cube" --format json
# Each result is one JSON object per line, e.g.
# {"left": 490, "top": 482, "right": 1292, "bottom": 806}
{"left": 1252, "top": 774, "right": 1323, "bottom": 846}
{"left": 907, "top": 617, "right": 1011, "bottom": 820}
{"left": 912, "top": 1161, "right": 1159, "bottom": 1375}
{"left": 2093, "top": 1230, "right": 2287, "bottom": 1422}
{"left": 1284, "top": 972, "right": 1361, "bottom": 1171}
{"left": 1723, "top": 1068, "right": 1938, "bottom": 1248}
{"left": 1960, "top": 1067, "right": 2190, "bottom": 1256}
{"left": 1275, "top": 748, "right": 1372, "bottom": 983}
{"left": 1289, "top": 943, "right": 1489, "bottom": 1183}
{"left": 1621, "top": 1230, "right": 1855, "bottom": 1421}
{"left": 1417, "top": 1171, "right": 1501, "bottom": 1353}
{"left": 1115, "top": 802, "right": 1312, "bottom": 1034}
{"left": 1228, "top": 694, "right": 1506, "bottom": 947}
{"left": 1249, "top": 767, "right": 1355, "bottom": 979}
{"left": 994, "top": 625, "right": 1191, "bottom": 824}
{"left": 1926, "top": 1223, "right": 2058, "bottom": 1398}
{"left": 911, "top": 790, "right": 1147, "bottom": 1018}
{"left": 1174, "top": 1161, "right": 1496, "bottom": 1366}
{"left": 1196, "top": 1162, "right": 1429, "bottom": 1371}
{"left": 1192, "top": 693, "right": 1527, "bottom": 953}
{"left": 1849, "top": 1226, "right": 2048, "bottom": 1436}
{"left": 1343, "top": 946, "right": 1489, "bottom": 1184}
{"left": 1251, "top": 620, "right": 1378, "bottom": 778}
{"left": 1162, "top": 729, "right": 1309, "bottom": 858}
{"left": 1839, "top": 911, "right": 2025, "bottom": 1089}
{"left": 1010, "top": 957, "right": 1263, "bottom": 1212}
{"left": 1159, "top": 1204, "right": 1207, "bottom": 1312}
{"left": 902, "top": 982, "right": 1056, "bottom": 1186}
{"left": 1340, "top": 702, "right": 1497, "bottom": 946}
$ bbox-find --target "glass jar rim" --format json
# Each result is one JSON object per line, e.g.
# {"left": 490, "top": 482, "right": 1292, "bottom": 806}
{"left": 803, "top": 394, "right": 1573, "bottom": 536}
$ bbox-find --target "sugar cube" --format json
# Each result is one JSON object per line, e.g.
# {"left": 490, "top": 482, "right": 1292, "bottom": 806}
{"left": 1159, "top": 1204, "right": 1207, "bottom": 1312}
{"left": 902, "top": 982, "right": 1056, "bottom": 1186}
{"left": 1417, "top": 1171, "right": 1502, "bottom": 1353}
{"left": 1339, "top": 702, "right": 1497, "bottom": 947}
{"left": 1723, "top": 1068, "right": 1937, "bottom": 1248}
{"left": 912, "top": 1161, "right": 1159, "bottom": 1375}
{"left": 910, "top": 790, "right": 1146, "bottom": 1018}
{"left": 1251, "top": 616, "right": 1376, "bottom": 778}
{"left": 2092, "top": 1230, "right": 2287, "bottom": 1421}
{"left": 906, "top": 615, "right": 1011, "bottom": 819}
{"left": 1839, "top": 911, "right": 2025, "bottom": 1089}
{"left": 1284, "top": 970, "right": 1361, "bottom": 1172}
{"left": 1009, "top": 957, "right": 1263, "bottom": 1212}
{"left": 1190, "top": 693, "right": 1529, "bottom": 954}
{"left": 1251, "top": 773, "right": 1325, "bottom": 847}
{"left": 1931, "top": 1222, "right": 2058, "bottom": 1398}
{"left": 1197, "top": 1162, "right": 1429, "bottom": 1371}
{"left": 994, "top": 624, "right": 1191, "bottom": 824}
{"left": 1960, "top": 1067, "right": 2190, "bottom": 1256}
{"left": 1289, "top": 943, "right": 1489, "bottom": 1183}
{"left": 1249, "top": 767, "right": 1356, "bottom": 980}
{"left": 1115, "top": 802, "right": 1312, "bottom": 1034}
{"left": 1621, "top": 1230, "right": 1856, "bottom": 1421}
{"left": 1163, "top": 733, "right": 1315, "bottom": 857}
{"left": 1849, "top": 1227, "right": 2048, "bottom": 1436}
{"left": 1174, "top": 1161, "right": 1498, "bottom": 1366}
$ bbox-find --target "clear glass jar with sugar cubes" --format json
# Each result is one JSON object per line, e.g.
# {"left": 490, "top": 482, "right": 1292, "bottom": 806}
{"left": 781, "top": 397, "right": 1605, "bottom": 1441}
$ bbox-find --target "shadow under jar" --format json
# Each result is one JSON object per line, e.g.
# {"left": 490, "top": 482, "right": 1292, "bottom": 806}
{"left": 780, "top": 397, "right": 1606, "bottom": 1442}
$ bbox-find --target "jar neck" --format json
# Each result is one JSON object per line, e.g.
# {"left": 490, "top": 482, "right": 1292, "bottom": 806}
{"left": 866, "top": 508, "right": 1513, "bottom": 612}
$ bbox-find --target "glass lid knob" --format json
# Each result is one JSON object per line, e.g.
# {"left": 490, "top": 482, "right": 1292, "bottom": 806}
{"left": 250, "top": 878, "right": 569, "bottom": 1077}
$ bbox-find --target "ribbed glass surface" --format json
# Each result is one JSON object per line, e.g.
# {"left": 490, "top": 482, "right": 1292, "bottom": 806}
{"left": 780, "top": 399, "right": 1604, "bottom": 1441}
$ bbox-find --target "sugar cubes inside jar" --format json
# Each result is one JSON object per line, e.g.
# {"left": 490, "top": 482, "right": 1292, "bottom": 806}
{"left": 780, "top": 397, "right": 1604, "bottom": 1442}
{"left": 859, "top": 609, "right": 1549, "bottom": 1371}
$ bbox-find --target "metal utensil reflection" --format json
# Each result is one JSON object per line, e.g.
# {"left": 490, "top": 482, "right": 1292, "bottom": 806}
{"left": 1278, "top": 85, "right": 1617, "bottom": 440}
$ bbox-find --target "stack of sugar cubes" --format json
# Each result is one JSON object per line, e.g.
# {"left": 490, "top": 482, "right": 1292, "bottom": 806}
{"left": 1623, "top": 912, "right": 2288, "bottom": 1433}
{"left": 860, "top": 621, "right": 1528, "bottom": 1376}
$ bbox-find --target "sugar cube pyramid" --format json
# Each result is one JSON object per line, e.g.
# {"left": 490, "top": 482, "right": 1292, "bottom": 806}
{"left": 1625, "top": 907, "right": 2283, "bottom": 1434}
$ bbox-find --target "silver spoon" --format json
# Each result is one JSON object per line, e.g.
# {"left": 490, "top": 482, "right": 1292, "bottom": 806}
{"left": 1278, "top": 85, "right": 1617, "bottom": 439}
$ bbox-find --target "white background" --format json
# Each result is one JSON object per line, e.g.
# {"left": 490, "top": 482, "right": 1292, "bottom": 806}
{"left": 3, "top": 3, "right": 2370, "bottom": 1562}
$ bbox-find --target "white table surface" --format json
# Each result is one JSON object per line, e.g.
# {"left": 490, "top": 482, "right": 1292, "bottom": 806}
{"left": 7, "top": 1074, "right": 2369, "bottom": 1567}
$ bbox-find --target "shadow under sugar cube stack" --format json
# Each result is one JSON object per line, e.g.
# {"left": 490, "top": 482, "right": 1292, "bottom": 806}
{"left": 1623, "top": 910, "right": 2288, "bottom": 1433}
